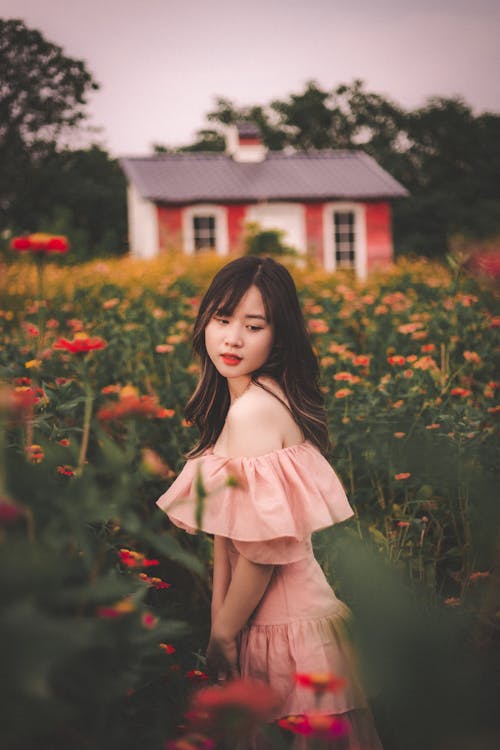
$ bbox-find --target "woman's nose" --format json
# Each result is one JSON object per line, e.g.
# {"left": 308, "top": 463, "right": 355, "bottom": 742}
{"left": 224, "top": 324, "right": 242, "bottom": 347}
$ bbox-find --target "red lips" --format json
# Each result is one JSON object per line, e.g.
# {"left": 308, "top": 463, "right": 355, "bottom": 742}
{"left": 221, "top": 354, "right": 242, "bottom": 366}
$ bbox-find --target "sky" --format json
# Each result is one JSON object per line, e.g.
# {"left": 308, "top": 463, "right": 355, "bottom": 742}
{"left": 3, "top": 0, "right": 500, "bottom": 157}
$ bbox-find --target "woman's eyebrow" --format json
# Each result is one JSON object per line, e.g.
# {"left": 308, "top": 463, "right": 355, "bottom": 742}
{"left": 245, "top": 314, "right": 267, "bottom": 322}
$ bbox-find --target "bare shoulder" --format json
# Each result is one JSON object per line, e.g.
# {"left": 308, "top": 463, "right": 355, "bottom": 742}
{"left": 223, "top": 379, "right": 303, "bottom": 457}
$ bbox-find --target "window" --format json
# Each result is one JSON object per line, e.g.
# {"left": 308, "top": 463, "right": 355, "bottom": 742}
{"left": 193, "top": 215, "right": 216, "bottom": 251}
{"left": 334, "top": 211, "right": 355, "bottom": 268}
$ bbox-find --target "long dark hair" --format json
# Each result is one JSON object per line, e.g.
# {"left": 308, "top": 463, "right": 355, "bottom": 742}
{"left": 185, "top": 255, "right": 330, "bottom": 457}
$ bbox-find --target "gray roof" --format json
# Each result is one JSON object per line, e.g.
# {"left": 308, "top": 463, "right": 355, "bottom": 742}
{"left": 120, "top": 150, "right": 408, "bottom": 204}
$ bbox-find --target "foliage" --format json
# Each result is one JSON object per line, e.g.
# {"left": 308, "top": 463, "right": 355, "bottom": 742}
{"left": 8, "top": 145, "right": 128, "bottom": 261}
{"left": 243, "top": 223, "right": 297, "bottom": 258}
{"left": 0, "top": 18, "right": 99, "bottom": 231}
{"left": 0, "top": 250, "right": 499, "bottom": 749}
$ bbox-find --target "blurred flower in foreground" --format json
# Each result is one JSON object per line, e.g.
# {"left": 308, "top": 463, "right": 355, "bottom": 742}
{"left": 295, "top": 672, "right": 347, "bottom": 697}
{"left": 278, "top": 712, "right": 348, "bottom": 738}
{"left": 53, "top": 333, "right": 107, "bottom": 354}
{"left": 10, "top": 233, "right": 69, "bottom": 254}
{"left": 118, "top": 548, "right": 159, "bottom": 568}
{"left": 165, "top": 733, "right": 215, "bottom": 750}
{"left": 188, "top": 678, "right": 281, "bottom": 738}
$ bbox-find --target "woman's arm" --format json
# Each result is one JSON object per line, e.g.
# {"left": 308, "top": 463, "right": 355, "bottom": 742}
{"left": 211, "top": 535, "right": 232, "bottom": 623}
{"left": 211, "top": 554, "right": 274, "bottom": 640}
{"left": 206, "top": 554, "right": 274, "bottom": 680}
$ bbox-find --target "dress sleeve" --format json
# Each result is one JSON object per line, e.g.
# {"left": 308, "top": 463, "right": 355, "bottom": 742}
{"left": 156, "top": 441, "right": 354, "bottom": 564}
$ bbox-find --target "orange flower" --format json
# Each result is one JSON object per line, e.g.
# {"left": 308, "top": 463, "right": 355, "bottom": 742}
{"left": 403, "top": 369, "right": 414, "bottom": 378}
{"left": 53, "top": 333, "right": 107, "bottom": 354}
{"left": 333, "top": 371, "right": 360, "bottom": 383}
{"left": 98, "top": 596, "right": 135, "bottom": 618}
{"left": 156, "top": 344, "right": 174, "bottom": 353}
{"left": 352, "top": 354, "right": 370, "bottom": 367}
{"left": 397, "top": 322, "right": 423, "bottom": 334}
{"left": 463, "top": 350, "right": 481, "bottom": 364}
{"left": 425, "top": 423, "right": 441, "bottom": 429}
{"left": 395, "top": 472, "right": 411, "bottom": 480}
{"left": 393, "top": 432, "right": 406, "bottom": 438}
{"left": 57, "top": 438, "right": 70, "bottom": 447}
{"left": 421, "top": 344, "right": 436, "bottom": 352}
{"left": 165, "top": 733, "right": 215, "bottom": 750}
{"left": 450, "top": 387, "right": 471, "bottom": 397}
{"left": 468, "top": 571, "right": 490, "bottom": 583}
{"left": 26, "top": 444, "right": 44, "bottom": 463}
{"left": 308, "top": 319, "right": 329, "bottom": 334}
{"left": 102, "top": 298, "right": 120, "bottom": 309}
{"left": 137, "top": 573, "right": 171, "bottom": 590}
{"left": 334, "top": 388, "right": 352, "bottom": 399}
{"left": 387, "top": 355, "right": 406, "bottom": 366}
{"left": 295, "top": 672, "right": 347, "bottom": 695}
{"left": 98, "top": 394, "right": 170, "bottom": 421}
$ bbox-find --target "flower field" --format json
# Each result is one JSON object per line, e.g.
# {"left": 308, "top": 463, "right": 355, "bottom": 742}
{"left": 1, "top": 249, "right": 499, "bottom": 750}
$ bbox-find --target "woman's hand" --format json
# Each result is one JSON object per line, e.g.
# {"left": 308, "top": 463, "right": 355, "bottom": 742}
{"left": 206, "top": 630, "right": 240, "bottom": 683}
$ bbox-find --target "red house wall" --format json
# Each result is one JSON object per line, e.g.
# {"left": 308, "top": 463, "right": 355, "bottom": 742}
{"left": 157, "top": 205, "right": 183, "bottom": 252}
{"left": 227, "top": 204, "right": 247, "bottom": 253}
{"left": 305, "top": 203, "right": 325, "bottom": 264}
{"left": 364, "top": 202, "right": 393, "bottom": 271}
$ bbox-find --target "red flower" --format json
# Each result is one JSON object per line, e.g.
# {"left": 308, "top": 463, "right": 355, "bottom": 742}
{"left": 11, "top": 236, "right": 31, "bottom": 250}
{"left": 186, "top": 670, "right": 209, "bottom": 683}
{"left": 395, "top": 472, "right": 411, "bottom": 480}
{"left": 137, "top": 573, "right": 171, "bottom": 589}
{"left": 53, "top": 333, "right": 107, "bottom": 354}
{"left": 141, "top": 611, "right": 158, "bottom": 629}
{"left": 450, "top": 387, "right": 471, "bottom": 397}
{"left": 57, "top": 465, "right": 75, "bottom": 477}
{"left": 159, "top": 643, "right": 176, "bottom": 654}
{"left": 10, "top": 233, "right": 69, "bottom": 254}
{"left": 277, "top": 712, "right": 348, "bottom": 738}
{"left": 118, "top": 548, "right": 160, "bottom": 568}
{"left": 387, "top": 355, "right": 406, "bottom": 366}
{"left": 189, "top": 678, "right": 281, "bottom": 737}
{"left": 295, "top": 672, "right": 347, "bottom": 695}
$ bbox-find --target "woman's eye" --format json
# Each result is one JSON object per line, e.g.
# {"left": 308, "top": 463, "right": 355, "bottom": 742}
{"left": 247, "top": 326, "right": 263, "bottom": 331}
{"left": 214, "top": 316, "right": 229, "bottom": 324}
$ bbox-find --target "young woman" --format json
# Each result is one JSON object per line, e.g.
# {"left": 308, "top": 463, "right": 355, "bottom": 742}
{"left": 157, "top": 256, "right": 382, "bottom": 748}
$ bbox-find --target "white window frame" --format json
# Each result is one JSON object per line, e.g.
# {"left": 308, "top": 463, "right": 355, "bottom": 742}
{"left": 183, "top": 204, "right": 229, "bottom": 255}
{"left": 323, "top": 202, "right": 367, "bottom": 279}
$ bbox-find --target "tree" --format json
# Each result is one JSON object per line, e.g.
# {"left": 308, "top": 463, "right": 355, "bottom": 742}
{"left": 0, "top": 18, "right": 99, "bottom": 229}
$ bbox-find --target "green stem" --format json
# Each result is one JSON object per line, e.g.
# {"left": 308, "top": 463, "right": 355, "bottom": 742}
{"left": 76, "top": 382, "right": 94, "bottom": 476}
{"left": 36, "top": 257, "right": 46, "bottom": 357}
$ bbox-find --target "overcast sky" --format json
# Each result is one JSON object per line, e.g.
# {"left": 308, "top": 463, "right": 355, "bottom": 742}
{"left": 3, "top": 0, "right": 500, "bottom": 157}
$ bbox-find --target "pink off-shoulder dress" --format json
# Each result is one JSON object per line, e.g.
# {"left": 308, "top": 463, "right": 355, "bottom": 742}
{"left": 157, "top": 440, "right": 383, "bottom": 749}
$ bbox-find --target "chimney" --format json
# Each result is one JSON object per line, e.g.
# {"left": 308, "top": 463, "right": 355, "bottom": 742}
{"left": 225, "top": 121, "right": 267, "bottom": 163}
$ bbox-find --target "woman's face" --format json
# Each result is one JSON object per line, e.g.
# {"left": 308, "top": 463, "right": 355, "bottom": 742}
{"left": 204, "top": 285, "right": 274, "bottom": 380}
